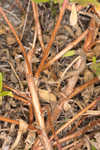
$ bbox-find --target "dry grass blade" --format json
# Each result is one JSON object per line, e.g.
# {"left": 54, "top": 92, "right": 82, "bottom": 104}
{"left": 10, "top": 120, "right": 28, "bottom": 150}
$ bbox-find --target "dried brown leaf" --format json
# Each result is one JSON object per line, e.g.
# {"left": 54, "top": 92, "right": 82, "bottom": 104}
{"left": 39, "top": 89, "right": 57, "bottom": 103}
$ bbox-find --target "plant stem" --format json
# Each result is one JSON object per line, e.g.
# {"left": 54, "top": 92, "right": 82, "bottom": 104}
{"left": 35, "top": 0, "right": 68, "bottom": 78}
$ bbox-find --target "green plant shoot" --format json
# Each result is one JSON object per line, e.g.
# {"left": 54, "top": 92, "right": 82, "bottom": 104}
{"left": 90, "top": 58, "right": 100, "bottom": 79}
{"left": 92, "top": 56, "right": 96, "bottom": 63}
{"left": 31, "top": 0, "right": 49, "bottom": 3}
{"left": 31, "top": 0, "right": 64, "bottom": 4}
{"left": 0, "top": 72, "right": 13, "bottom": 105}
{"left": 63, "top": 50, "right": 75, "bottom": 57}
{"left": 91, "top": 144, "right": 97, "bottom": 150}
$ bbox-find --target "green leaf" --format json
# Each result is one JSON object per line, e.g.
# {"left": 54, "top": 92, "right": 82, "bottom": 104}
{"left": 31, "top": 0, "right": 49, "bottom": 3}
{"left": 90, "top": 62, "right": 100, "bottom": 78}
{"left": 31, "top": 0, "right": 64, "bottom": 4}
{"left": 0, "top": 72, "right": 13, "bottom": 105}
{"left": 55, "top": 0, "right": 64, "bottom": 5}
{"left": 0, "top": 91, "right": 13, "bottom": 97}
{"left": 92, "top": 56, "right": 96, "bottom": 63}
{"left": 91, "top": 144, "right": 97, "bottom": 150}
{"left": 63, "top": 50, "right": 75, "bottom": 57}
{"left": 0, "top": 73, "right": 3, "bottom": 92}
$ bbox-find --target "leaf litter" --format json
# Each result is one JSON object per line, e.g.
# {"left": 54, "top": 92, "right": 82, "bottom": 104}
{"left": 0, "top": 0, "right": 100, "bottom": 149}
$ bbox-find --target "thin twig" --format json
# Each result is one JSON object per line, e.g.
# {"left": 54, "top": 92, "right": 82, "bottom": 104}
{"left": 0, "top": 7, "right": 53, "bottom": 150}
{"left": 54, "top": 96, "right": 100, "bottom": 136}
{"left": 14, "top": 94, "right": 33, "bottom": 124}
{"left": 3, "top": 84, "right": 29, "bottom": 99}
{"left": 7, "top": 60, "right": 24, "bottom": 90}
{"left": 51, "top": 77, "right": 99, "bottom": 126}
{"left": 43, "top": 29, "right": 88, "bottom": 70}
{"left": 0, "top": 7, "right": 31, "bottom": 74}
{"left": 20, "top": 0, "right": 31, "bottom": 40}
{"left": 32, "top": 2, "right": 45, "bottom": 52}
{"left": 54, "top": 118, "right": 100, "bottom": 146}
{"left": 0, "top": 115, "right": 37, "bottom": 131}
{"left": 35, "top": 0, "right": 68, "bottom": 78}
{"left": 60, "top": 56, "right": 81, "bottom": 81}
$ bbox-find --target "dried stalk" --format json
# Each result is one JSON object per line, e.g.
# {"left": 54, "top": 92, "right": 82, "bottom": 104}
{"left": 14, "top": 94, "right": 33, "bottom": 124}
{"left": 32, "top": 2, "right": 45, "bottom": 52}
{"left": 0, "top": 116, "right": 19, "bottom": 125}
{"left": 51, "top": 77, "right": 99, "bottom": 126}
{"left": 35, "top": 0, "right": 68, "bottom": 78}
{"left": 43, "top": 29, "right": 88, "bottom": 70}
{"left": 0, "top": 115, "right": 37, "bottom": 131}
{"left": 0, "top": 7, "right": 53, "bottom": 150}
{"left": 3, "top": 84, "right": 29, "bottom": 99}
{"left": 20, "top": 0, "right": 31, "bottom": 40}
{"left": 53, "top": 96, "right": 100, "bottom": 138}
{"left": 35, "top": 97, "right": 100, "bottom": 149}
{"left": 33, "top": 77, "right": 99, "bottom": 149}
{"left": 54, "top": 118, "right": 100, "bottom": 146}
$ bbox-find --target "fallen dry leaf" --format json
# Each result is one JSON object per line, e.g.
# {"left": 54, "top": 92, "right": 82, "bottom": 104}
{"left": 39, "top": 89, "right": 56, "bottom": 103}
{"left": 6, "top": 34, "right": 16, "bottom": 45}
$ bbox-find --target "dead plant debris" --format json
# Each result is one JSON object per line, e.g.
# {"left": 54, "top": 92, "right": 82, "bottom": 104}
{"left": 0, "top": 0, "right": 100, "bottom": 150}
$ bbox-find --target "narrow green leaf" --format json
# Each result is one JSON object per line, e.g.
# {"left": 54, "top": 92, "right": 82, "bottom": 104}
{"left": 0, "top": 73, "right": 3, "bottom": 92}
{"left": 91, "top": 144, "right": 97, "bottom": 150}
{"left": 54, "top": 0, "right": 64, "bottom": 5}
{"left": 31, "top": 0, "right": 64, "bottom": 4}
{"left": 31, "top": 0, "right": 49, "bottom": 3}
{"left": 63, "top": 50, "right": 75, "bottom": 57}
{"left": 90, "top": 62, "right": 100, "bottom": 78}
{"left": 0, "top": 91, "right": 13, "bottom": 97}
{"left": 92, "top": 56, "right": 96, "bottom": 63}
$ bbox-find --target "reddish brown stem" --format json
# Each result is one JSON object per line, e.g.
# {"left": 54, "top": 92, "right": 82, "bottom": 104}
{"left": 83, "top": 18, "right": 96, "bottom": 52}
{"left": 35, "top": 0, "right": 68, "bottom": 78}
{"left": 43, "top": 29, "right": 88, "bottom": 70}
{"left": 0, "top": 115, "right": 19, "bottom": 125}
{"left": 0, "top": 115, "right": 37, "bottom": 131}
{"left": 0, "top": 7, "right": 31, "bottom": 74}
{"left": 53, "top": 96, "right": 100, "bottom": 137}
{"left": 51, "top": 77, "right": 99, "bottom": 124}
{"left": 14, "top": 95, "right": 33, "bottom": 124}
{"left": 3, "top": 84, "right": 33, "bottom": 123}
{"left": 3, "top": 84, "right": 29, "bottom": 99}
{"left": 62, "top": 139, "right": 84, "bottom": 150}
{"left": 35, "top": 115, "right": 100, "bottom": 149}
{"left": 32, "top": 2, "right": 45, "bottom": 52}
{"left": 33, "top": 77, "right": 99, "bottom": 149}
{"left": 34, "top": 97, "right": 100, "bottom": 149}
{"left": 54, "top": 118, "right": 100, "bottom": 146}
{"left": 0, "top": 7, "right": 53, "bottom": 150}
{"left": 45, "top": 106, "right": 62, "bottom": 150}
